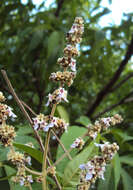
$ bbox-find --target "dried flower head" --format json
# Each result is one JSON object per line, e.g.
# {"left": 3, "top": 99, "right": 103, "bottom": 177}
{"left": 64, "top": 45, "right": 79, "bottom": 57}
{"left": 47, "top": 166, "right": 56, "bottom": 176}
{"left": 0, "top": 124, "right": 16, "bottom": 146}
{"left": 57, "top": 57, "right": 76, "bottom": 71}
{"left": 49, "top": 71, "right": 76, "bottom": 86}
{"left": 7, "top": 149, "right": 25, "bottom": 165}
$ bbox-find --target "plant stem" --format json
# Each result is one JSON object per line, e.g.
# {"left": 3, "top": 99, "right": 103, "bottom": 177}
{"left": 51, "top": 129, "right": 72, "bottom": 160}
{"left": 1, "top": 70, "right": 44, "bottom": 152}
{"left": 28, "top": 183, "right": 32, "bottom": 190}
{"left": 42, "top": 104, "right": 57, "bottom": 190}
{"left": 24, "top": 166, "right": 42, "bottom": 176}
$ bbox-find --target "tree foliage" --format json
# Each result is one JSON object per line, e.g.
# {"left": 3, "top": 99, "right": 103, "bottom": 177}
{"left": 0, "top": 0, "right": 133, "bottom": 189}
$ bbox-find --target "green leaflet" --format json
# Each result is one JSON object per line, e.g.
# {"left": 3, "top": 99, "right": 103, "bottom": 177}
{"left": 75, "top": 115, "right": 91, "bottom": 126}
{"left": 120, "top": 155, "right": 133, "bottom": 166}
{"left": 62, "top": 138, "right": 99, "bottom": 187}
{"left": 13, "top": 143, "right": 43, "bottom": 163}
{"left": 56, "top": 105, "right": 69, "bottom": 123}
{"left": 56, "top": 126, "right": 87, "bottom": 173}
{"left": 112, "top": 153, "right": 121, "bottom": 190}
{"left": 47, "top": 31, "right": 60, "bottom": 57}
{"left": 121, "top": 168, "right": 133, "bottom": 190}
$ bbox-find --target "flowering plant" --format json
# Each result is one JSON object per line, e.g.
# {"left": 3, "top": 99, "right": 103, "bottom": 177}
{"left": 0, "top": 17, "right": 123, "bottom": 190}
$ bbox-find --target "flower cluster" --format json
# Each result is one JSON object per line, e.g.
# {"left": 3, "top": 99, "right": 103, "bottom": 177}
{"left": 46, "top": 17, "right": 84, "bottom": 106}
{"left": 57, "top": 57, "right": 76, "bottom": 71}
{"left": 8, "top": 148, "right": 33, "bottom": 186}
{"left": 0, "top": 92, "right": 16, "bottom": 146}
{"left": 33, "top": 113, "right": 69, "bottom": 133}
{"left": 12, "top": 166, "right": 33, "bottom": 187}
{"left": 71, "top": 137, "right": 85, "bottom": 150}
{"left": 47, "top": 166, "right": 56, "bottom": 176}
{"left": 78, "top": 141, "right": 119, "bottom": 190}
{"left": 87, "top": 114, "right": 123, "bottom": 139}
{"left": 7, "top": 148, "right": 31, "bottom": 166}
{"left": 49, "top": 71, "right": 76, "bottom": 87}
{"left": 0, "top": 124, "right": 16, "bottom": 146}
{"left": 0, "top": 92, "right": 6, "bottom": 102}
{"left": 66, "top": 17, "right": 84, "bottom": 45}
{"left": 46, "top": 87, "right": 68, "bottom": 107}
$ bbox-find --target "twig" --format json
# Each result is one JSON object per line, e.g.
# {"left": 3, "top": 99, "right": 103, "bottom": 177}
{"left": 42, "top": 104, "right": 62, "bottom": 190}
{"left": 28, "top": 183, "right": 32, "bottom": 190}
{"left": 93, "top": 91, "right": 133, "bottom": 119}
{"left": 1, "top": 70, "right": 44, "bottom": 152}
{"left": 109, "top": 72, "right": 133, "bottom": 92}
{"left": 55, "top": 0, "right": 65, "bottom": 17}
{"left": 24, "top": 166, "right": 42, "bottom": 176}
{"left": 21, "top": 100, "right": 37, "bottom": 116}
{"left": 51, "top": 129, "right": 72, "bottom": 160}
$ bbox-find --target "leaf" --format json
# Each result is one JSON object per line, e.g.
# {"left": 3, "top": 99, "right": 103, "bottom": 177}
{"left": 63, "top": 137, "right": 99, "bottom": 187}
{"left": 56, "top": 126, "right": 87, "bottom": 173}
{"left": 15, "top": 134, "right": 39, "bottom": 148}
{"left": 120, "top": 155, "right": 133, "bottom": 166}
{"left": 0, "top": 146, "right": 9, "bottom": 162}
{"left": 16, "top": 125, "right": 33, "bottom": 136}
{"left": 112, "top": 153, "right": 121, "bottom": 190}
{"left": 111, "top": 129, "right": 133, "bottom": 143}
{"left": 13, "top": 143, "right": 43, "bottom": 163}
{"left": 56, "top": 105, "right": 69, "bottom": 123}
{"left": 98, "top": 164, "right": 114, "bottom": 190}
{"left": 48, "top": 31, "right": 60, "bottom": 57}
{"left": 75, "top": 116, "right": 91, "bottom": 126}
{"left": 29, "top": 30, "right": 44, "bottom": 51}
{"left": 121, "top": 168, "right": 133, "bottom": 190}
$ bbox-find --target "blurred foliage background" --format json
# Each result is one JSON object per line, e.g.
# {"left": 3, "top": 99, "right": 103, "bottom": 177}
{"left": 0, "top": 0, "right": 133, "bottom": 189}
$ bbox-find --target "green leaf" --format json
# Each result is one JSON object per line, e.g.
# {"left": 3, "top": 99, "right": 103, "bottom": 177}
{"left": 121, "top": 168, "right": 133, "bottom": 190}
{"left": 98, "top": 164, "right": 114, "bottom": 190}
{"left": 62, "top": 138, "right": 99, "bottom": 187}
{"left": 0, "top": 146, "right": 9, "bottom": 162}
{"left": 120, "top": 155, "right": 133, "bottom": 166}
{"left": 56, "top": 126, "right": 87, "bottom": 173}
{"left": 13, "top": 143, "right": 43, "bottom": 163}
{"left": 29, "top": 30, "right": 43, "bottom": 51}
{"left": 56, "top": 105, "right": 69, "bottom": 123}
{"left": 48, "top": 31, "right": 60, "bottom": 57}
{"left": 16, "top": 125, "right": 33, "bottom": 136}
{"left": 111, "top": 129, "right": 133, "bottom": 143}
{"left": 112, "top": 153, "right": 121, "bottom": 190}
{"left": 75, "top": 116, "right": 91, "bottom": 126}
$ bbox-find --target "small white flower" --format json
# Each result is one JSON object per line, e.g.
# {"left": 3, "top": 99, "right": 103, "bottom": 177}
{"left": 27, "top": 175, "right": 33, "bottom": 183}
{"left": 43, "top": 122, "right": 54, "bottom": 132}
{"left": 26, "top": 156, "right": 32, "bottom": 166}
{"left": 79, "top": 164, "right": 86, "bottom": 170}
{"left": 20, "top": 177, "right": 25, "bottom": 186}
{"left": 85, "top": 173, "right": 93, "bottom": 181}
{"left": 7, "top": 106, "right": 17, "bottom": 118}
{"left": 70, "top": 58, "right": 76, "bottom": 72}
{"left": 33, "top": 123, "right": 39, "bottom": 130}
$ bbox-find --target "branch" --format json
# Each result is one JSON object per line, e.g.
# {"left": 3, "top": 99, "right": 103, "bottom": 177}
{"left": 109, "top": 72, "right": 133, "bottom": 92}
{"left": 55, "top": 0, "right": 65, "bottom": 17}
{"left": 87, "top": 34, "right": 133, "bottom": 117}
{"left": 1, "top": 70, "right": 44, "bottom": 152}
{"left": 93, "top": 91, "right": 133, "bottom": 120}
